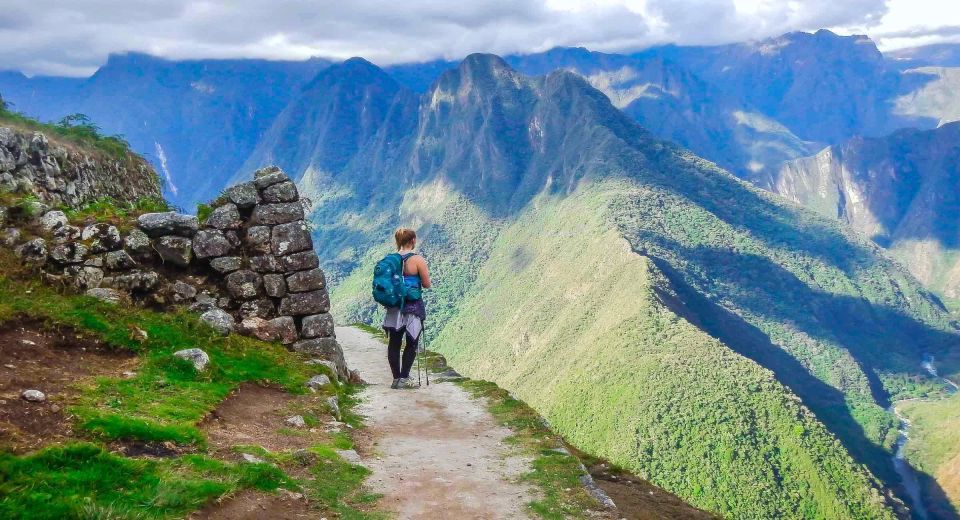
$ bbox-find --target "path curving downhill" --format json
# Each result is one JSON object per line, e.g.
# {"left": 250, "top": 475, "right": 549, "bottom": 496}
{"left": 337, "top": 326, "right": 538, "bottom": 520}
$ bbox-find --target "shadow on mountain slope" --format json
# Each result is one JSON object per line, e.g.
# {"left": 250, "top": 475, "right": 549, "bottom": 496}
{"left": 651, "top": 255, "right": 958, "bottom": 518}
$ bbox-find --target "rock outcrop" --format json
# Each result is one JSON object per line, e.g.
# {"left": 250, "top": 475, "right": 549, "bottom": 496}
{"left": 0, "top": 128, "right": 161, "bottom": 207}
{"left": 1, "top": 158, "right": 346, "bottom": 379}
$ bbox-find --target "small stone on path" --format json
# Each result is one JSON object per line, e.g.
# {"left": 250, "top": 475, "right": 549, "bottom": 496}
{"left": 173, "top": 348, "right": 210, "bottom": 371}
{"left": 305, "top": 374, "right": 330, "bottom": 391}
{"left": 241, "top": 453, "right": 265, "bottom": 464}
{"left": 21, "top": 389, "right": 46, "bottom": 402}
{"left": 285, "top": 415, "right": 306, "bottom": 428}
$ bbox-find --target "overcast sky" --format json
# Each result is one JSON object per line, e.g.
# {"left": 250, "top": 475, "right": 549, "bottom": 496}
{"left": 2, "top": 0, "right": 958, "bottom": 76}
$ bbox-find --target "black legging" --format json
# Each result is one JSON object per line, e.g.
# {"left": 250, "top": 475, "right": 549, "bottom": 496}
{"left": 387, "top": 328, "right": 419, "bottom": 379}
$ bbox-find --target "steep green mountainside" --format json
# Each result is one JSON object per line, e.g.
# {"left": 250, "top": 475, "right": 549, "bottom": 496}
{"left": 770, "top": 122, "right": 960, "bottom": 305}
{"left": 282, "top": 55, "right": 960, "bottom": 517}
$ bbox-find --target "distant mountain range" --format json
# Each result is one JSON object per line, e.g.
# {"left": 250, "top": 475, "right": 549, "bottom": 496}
{"left": 3, "top": 31, "right": 960, "bottom": 518}
{"left": 268, "top": 52, "right": 956, "bottom": 518}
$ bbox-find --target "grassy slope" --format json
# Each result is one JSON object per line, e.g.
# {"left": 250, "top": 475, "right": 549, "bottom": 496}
{"left": 0, "top": 250, "right": 374, "bottom": 519}
{"left": 407, "top": 185, "right": 893, "bottom": 519}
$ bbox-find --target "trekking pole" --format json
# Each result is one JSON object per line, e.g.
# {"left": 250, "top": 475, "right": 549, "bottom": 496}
{"left": 424, "top": 326, "right": 430, "bottom": 387}
{"left": 416, "top": 330, "right": 422, "bottom": 387}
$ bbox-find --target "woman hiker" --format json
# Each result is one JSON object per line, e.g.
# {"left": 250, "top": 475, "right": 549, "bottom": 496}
{"left": 382, "top": 228, "right": 431, "bottom": 389}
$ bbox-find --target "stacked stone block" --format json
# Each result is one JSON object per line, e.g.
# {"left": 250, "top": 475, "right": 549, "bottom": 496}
{"left": 3, "top": 164, "right": 346, "bottom": 379}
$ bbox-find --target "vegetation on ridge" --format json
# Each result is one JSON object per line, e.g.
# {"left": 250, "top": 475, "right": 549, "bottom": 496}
{"left": 0, "top": 96, "right": 134, "bottom": 160}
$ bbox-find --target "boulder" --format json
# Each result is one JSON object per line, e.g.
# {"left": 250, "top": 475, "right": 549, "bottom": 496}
{"left": 85, "top": 287, "right": 124, "bottom": 304}
{"left": 269, "top": 316, "right": 298, "bottom": 345}
{"left": 244, "top": 226, "right": 273, "bottom": 255}
{"left": 3, "top": 227, "right": 22, "bottom": 246}
{"left": 224, "top": 182, "right": 260, "bottom": 209}
{"left": 261, "top": 181, "right": 298, "bottom": 203}
{"left": 39, "top": 210, "right": 68, "bottom": 231}
{"left": 104, "top": 250, "right": 137, "bottom": 270}
{"left": 226, "top": 270, "right": 262, "bottom": 299}
{"left": 171, "top": 281, "right": 198, "bottom": 303}
{"left": 137, "top": 212, "right": 199, "bottom": 237}
{"left": 192, "top": 229, "right": 232, "bottom": 259}
{"left": 280, "top": 251, "right": 319, "bottom": 271}
{"left": 15, "top": 238, "right": 48, "bottom": 264}
{"left": 63, "top": 265, "right": 104, "bottom": 290}
{"left": 154, "top": 236, "right": 193, "bottom": 266}
{"left": 263, "top": 274, "right": 286, "bottom": 298}
{"left": 173, "top": 348, "right": 210, "bottom": 371}
{"left": 250, "top": 255, "right": 283, "bottom": 273}
{"left": 204, "top": 203, "right": 241, "bottom": 230}
{"left": 271, "top": 221, "right": 312, "bottom": 256}
{"left": 82, "top": 224, "right": 122, "bottom": 252}
{"left": 52, "top": 224, "right": 81, "bottom": 243}
{"left": 238, "top": 317, "right": 277, "bottom": 342}
{"left": 327, "top": 395, "right": 341, "bottom": 419}
{"left": 336, "top": 449, "right": 361, "bottom": 465}
{"left": 190, "top": 293, "right": 218, "bottom": 313}
{"left": 285, "top": 415, "right": 306, "bottom": 428}
{"left": 279, "top": 290, "right": 329, "bottom": 316}
{"left": 253, "top": 166, "right": 289, "bottom": 189}
{"left": 301, "top": 313, "right": 335, "bottom": 339}
{"left": 84, "top": 255, "right": 104, "bottom": 267}
{"left": 123, "top": 229, "right": 151, "bottom": 255}
{"left": 201, "top": 308, "right": 235, "bottom": 336}
{"left": 224, "top": 230, "right": 241, "bottom": 247}
{"left": 104, "top": 270, "right": 160, "bottom": 292}
{"left": 305, "top": 359, "right": 339, "bottom": 380}
{"left": 249, "top": 202, "right": 303, "bottom": 226}
{"left": 239, "top": 298, "right": 275, "bottom": 319}
{"left": 49, "top": 242, "right": 89, "bottom": 265}
{"left": 210, "top": 256, "right": 242, "bottom": 273}
{"left": 286, "top": 268, "right": 325, "bottom": 293}
{"left": 305, "top": 374, "right": 331, "bottom": 390}
{"left": 21, "top": 389, "right": 46, "bottom": 402}
{"left": 241, "top": 453, "right": 265, "bottom": 464}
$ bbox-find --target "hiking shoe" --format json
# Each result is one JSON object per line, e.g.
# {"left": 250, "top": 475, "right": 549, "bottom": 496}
{"left": 397, "top": 377, "right": 419, "bottom": 389}
{"left": 390, "top": 378, "right": 400, "bottom": 389}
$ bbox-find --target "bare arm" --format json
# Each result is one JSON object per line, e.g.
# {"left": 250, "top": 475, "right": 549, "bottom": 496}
{"left": 415, "top": 256, "right": 432, "bottom": 289}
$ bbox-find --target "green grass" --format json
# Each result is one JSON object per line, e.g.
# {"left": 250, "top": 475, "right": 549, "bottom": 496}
{"left": 0, "top": 443, "right": 294, "bottom": 520}
{"left": 0, "top": 249, "right": 339, "bottom": 446}
{"left": 303, "top": 445, "right": 384, "bottom": 520}
{"left": 65, "top": 196, "right": 171, "bottom": 228}
{"left": 457, "top": 379, "right": 601, "bottom": 519}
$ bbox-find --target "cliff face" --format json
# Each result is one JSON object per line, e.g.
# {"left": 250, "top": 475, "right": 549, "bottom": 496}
{"left": 770, "top": 122, "right": 960, "bottom": 300}
{"left": 0, "top": 127, "right": 161, "bottom": 207}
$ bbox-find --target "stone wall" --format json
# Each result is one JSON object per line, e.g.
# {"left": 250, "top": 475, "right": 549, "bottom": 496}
{"left": 2, "top": 163, "right": 347, "bottom": 379}
{"left": 0, "top": 127, "right": 161, "bottom": 207}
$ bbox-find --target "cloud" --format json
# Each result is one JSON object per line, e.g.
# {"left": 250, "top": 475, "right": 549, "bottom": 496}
{"left": 0, "top": 0, "right": 927, "bottom": 76}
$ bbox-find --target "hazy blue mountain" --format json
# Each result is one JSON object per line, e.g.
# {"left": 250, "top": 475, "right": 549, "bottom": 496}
{"left": 889, "top": 43, "right": 960, "bottom": 68}
{"left": 504, "top": 46, "right": 817, "bottom": 181}
{"left": 291, "top": 54, "right": 959, "bottom": 518}
{"left": 237, "top": 57, "right": 418, "bottom": 186}
{"left": 639, "top": 30, "right": 936, "bottom": 143}
{"left": 0, "top": 53, "right": 330, "bottom": 208}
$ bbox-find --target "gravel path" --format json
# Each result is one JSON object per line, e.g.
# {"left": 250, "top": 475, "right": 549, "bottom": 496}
{"left": 337, "top": 326, "right": 537, "bottom": 520}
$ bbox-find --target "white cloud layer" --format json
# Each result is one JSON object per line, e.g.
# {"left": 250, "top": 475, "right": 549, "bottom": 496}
{"left": 0, "top": 0, "right": 956, "bottom": 76}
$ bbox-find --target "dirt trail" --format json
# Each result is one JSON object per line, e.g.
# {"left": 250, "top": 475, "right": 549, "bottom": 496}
{"left": 338, "top": 326, "right": 538, "bottom": 520}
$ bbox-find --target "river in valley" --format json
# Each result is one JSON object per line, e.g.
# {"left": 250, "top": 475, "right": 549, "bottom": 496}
{"left": 889, "top": 355, "right": 958, "bottom": 520}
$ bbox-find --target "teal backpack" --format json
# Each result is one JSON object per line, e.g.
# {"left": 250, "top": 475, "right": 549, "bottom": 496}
{"left": 372, "top": 253, "right": 421, "bottom": 308}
